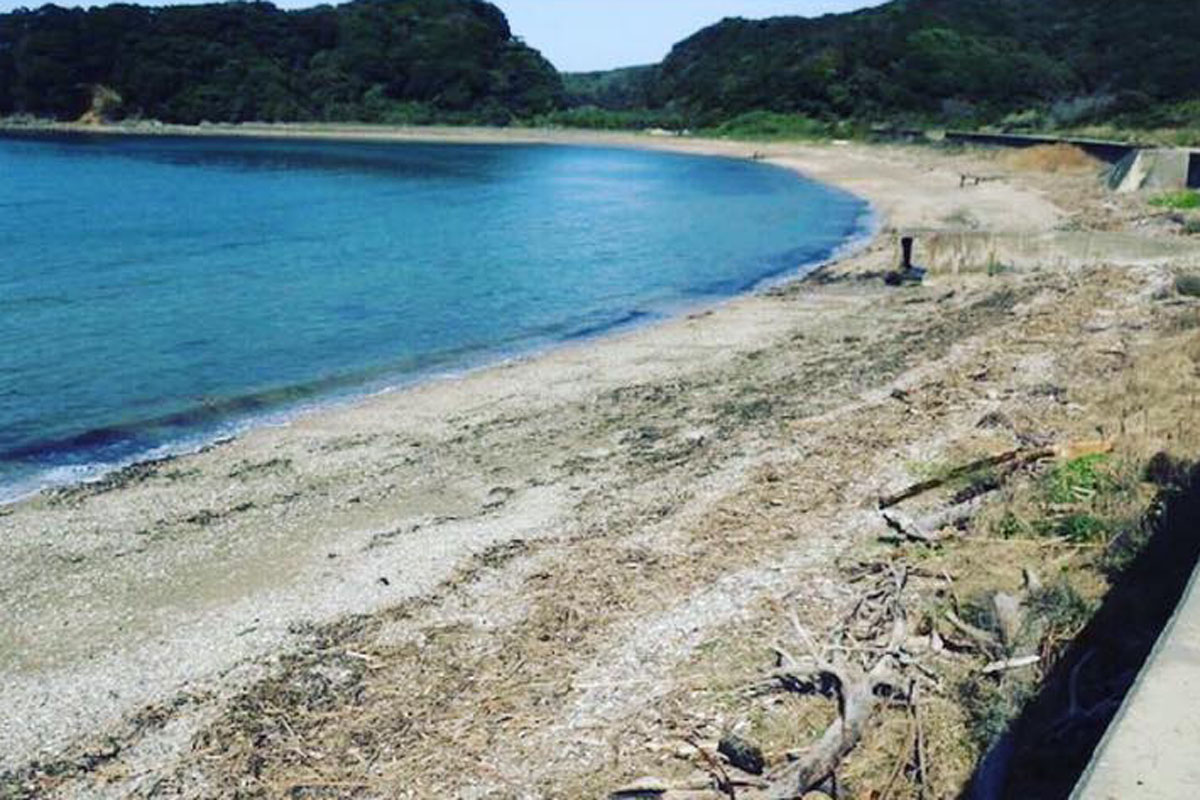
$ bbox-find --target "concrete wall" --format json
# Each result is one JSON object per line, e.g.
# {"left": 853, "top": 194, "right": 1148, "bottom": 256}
{"left": 1112, "top": 149, "right": 1195, "bottom": 193}
{"left": 908, "top": 230, "right": 1200, "bottom": 275}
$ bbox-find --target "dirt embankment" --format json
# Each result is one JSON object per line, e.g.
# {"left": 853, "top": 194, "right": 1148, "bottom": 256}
{"left": 2, "top": 131, "right": 1200, "bottom": 799}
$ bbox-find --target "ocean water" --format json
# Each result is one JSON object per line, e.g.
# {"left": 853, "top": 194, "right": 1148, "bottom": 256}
{"left": 0, "top": 133, "right": 869, "bottom": 500}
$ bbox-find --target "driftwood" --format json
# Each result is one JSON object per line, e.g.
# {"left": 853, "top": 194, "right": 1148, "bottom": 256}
{"left": 943, "top": 610, "right": 1000, "bottom": 652}
{"left": 762, "top": 564, "right": 920, "bottom": 798}
{"left": 881, "top": 495, "right": 990, "bottom": 544}
{"left": 612, "top": 565, "right": 928, "bottom": 800}
{"left": 981, "top": 655, "right": 1041, "bottom": 675}
{"left": 765, "top": 656, "right": 905, "bottom": 799}
{"left": 879, "top": 448, "right": 1055, "bottom": 510}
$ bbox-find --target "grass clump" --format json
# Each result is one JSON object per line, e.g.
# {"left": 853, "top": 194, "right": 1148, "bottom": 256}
{"left": 986, "top": 257, "right": 1012, "bottom": 277}
{"left": 1100, "top": 520, "right": 1154, "bottom": 578}
{"left": 1042, "top": 454, "right": 1113, "bottom": 505}
{"left": 1149, "top": 190, "right": 1200, "bottom": 211}
{"left": 994, "top": 511, "right": 1031, "bottom": 539}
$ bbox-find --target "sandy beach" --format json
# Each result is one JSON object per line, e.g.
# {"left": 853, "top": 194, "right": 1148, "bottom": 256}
{"left": 4, "top": 125, "right": 1200, "bottom": 797}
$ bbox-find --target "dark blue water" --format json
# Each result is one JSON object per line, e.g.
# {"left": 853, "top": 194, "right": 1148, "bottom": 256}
{"left": 0, "top": 133, "right": 869, "bottom": 499}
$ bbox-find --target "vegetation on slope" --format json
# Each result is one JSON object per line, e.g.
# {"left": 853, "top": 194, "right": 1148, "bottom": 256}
{"left": 1, "top": 0, "right": 1197, "bottom": 132}
{"left": 0, "top": 0, "right": 563, "bottom": 124}
{"left": 562, "top": 65, "right": 655, "bottom": 111}
{"left": 617, "top": 0, "right": 1200, "bottom": 132}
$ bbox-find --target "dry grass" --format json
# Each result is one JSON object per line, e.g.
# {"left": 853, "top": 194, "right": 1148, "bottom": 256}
{"left": 1003, "top": 144, "right": 1104, "bottom": 174}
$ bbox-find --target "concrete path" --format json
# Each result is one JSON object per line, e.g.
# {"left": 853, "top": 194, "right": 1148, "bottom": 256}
{"left": 1073, "top": 561, "right": 1200, "bottom": 798}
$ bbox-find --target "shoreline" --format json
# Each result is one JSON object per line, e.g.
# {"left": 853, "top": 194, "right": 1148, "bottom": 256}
{"left": 0, "top": 122, "right": 879, "bottom": 507}
{"left": 0, "top": 126, "right": 1083, "bottom": 777}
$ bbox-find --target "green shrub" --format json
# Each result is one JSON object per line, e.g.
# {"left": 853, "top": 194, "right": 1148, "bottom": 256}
{"left": 1055, "top": 513, "right": 1110, "bottom": 543}
{"left": 707, "top": 111, "right": 838, "bottom": 141}
{"left": 1043, "top": 454, "right": 1113, "bottom": 504}
{"left": 1176, "top": 273, "right": 1200, "bottom": 297}
{"left": 995, "top": 512, "right": 1029, "bottom": 539}
{"left": 986, "top": 257, "right": 1012, "bottom": 277}
{"left": 1150, "top": 191, "right": 1200, "bottom": 211}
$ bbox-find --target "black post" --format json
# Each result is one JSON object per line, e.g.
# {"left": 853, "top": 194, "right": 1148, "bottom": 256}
{"left": 901, "top": 236, "right": 915, "bottom": 271}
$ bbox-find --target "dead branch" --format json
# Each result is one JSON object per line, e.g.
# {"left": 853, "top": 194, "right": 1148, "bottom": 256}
{"left": 981, "top": 655, "right": 1041, "bottom": 675}
{"left": 758, "top": 565, "right": 918, "bottom": 799}
{"left": 943, "top": 611, "right": 1000, "bottom": 652}
{"left": 881, "top": 495, "right": 985, "bottom": 544}
{"left": 881, "top": 510, "right": 945, "bottom": 545}
{"left": 765, "top": 657, "right": 906, "bottom": 799}
{"left": 914, "top": 685, "right": 929, "bottom": 794}
{"left": 686, "top": 736, "right": 737, "bottom": 799}
{"left": 617, "top": 564, "right": 933, "bottom": 800}
{"left": 879, "top": 448, "right": 1054, "bottom": 509}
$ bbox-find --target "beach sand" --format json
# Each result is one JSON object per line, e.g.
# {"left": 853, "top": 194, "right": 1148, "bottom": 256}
{"left": 3, "top": 125, "right": 1199, "bottom": 796}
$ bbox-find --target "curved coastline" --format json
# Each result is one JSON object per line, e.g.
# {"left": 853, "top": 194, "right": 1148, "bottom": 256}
{"left": 0, "top": 125, "right": 878, "bottom": 506}
{"left": 0, "top": 127, "right": 1079, "bottom": 774}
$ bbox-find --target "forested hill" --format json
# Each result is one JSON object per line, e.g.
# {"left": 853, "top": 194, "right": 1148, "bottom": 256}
{"left": 0, "top": 0, "right": 563, "bottom": 124}
{"left": 650, "top": 0, "right": 1200, "bottom": 127}
{"left": 2, "top": 0, "right": 1197, "bottom": 130}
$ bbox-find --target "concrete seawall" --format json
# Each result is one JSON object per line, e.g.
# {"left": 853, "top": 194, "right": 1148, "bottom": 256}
{"left": 1073, "top": 558, "right": 1200, "bottom": 798}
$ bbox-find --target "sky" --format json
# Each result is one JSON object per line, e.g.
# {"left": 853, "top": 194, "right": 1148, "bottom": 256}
{"left": 494, "top": 1, "right": 886, "bottom": 72}
{"left": 0, "top": 0, "right": 885, "bottom": 72}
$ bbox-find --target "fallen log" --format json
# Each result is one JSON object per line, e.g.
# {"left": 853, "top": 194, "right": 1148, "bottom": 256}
{"left": 881, "top": 495, "right": 990, "bottom": 544}
{"left": 761, "top": 566, "right": 915, "bottom": 798}
{"left": 765, "top": 658, "right": 906, "bottom": 799}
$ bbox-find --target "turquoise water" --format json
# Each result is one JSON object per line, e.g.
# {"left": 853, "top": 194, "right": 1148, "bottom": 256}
{"left": 0, "top": 133, "right": 868, "bottom": 499}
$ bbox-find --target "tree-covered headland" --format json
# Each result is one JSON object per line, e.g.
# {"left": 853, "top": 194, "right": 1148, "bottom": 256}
{"left": 0, "top": 0, "right": 563, "bottom": 124}
{"left": 643, "top": 0, "right": 1200, "bottom": 135}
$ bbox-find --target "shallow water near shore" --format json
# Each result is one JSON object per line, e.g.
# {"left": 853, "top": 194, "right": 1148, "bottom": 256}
{"left": 0, "top": 133, "right": 868, "bottom": 500}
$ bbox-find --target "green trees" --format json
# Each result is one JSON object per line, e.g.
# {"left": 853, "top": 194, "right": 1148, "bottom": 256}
{"left": 0, "top": 0, "right": 1195, "bottom": 129}
{"left": 641, "top": 0, "right": 1199, "bottom": 129}
{"left": 0, "top": 0, "right": 564, "bottom": 124}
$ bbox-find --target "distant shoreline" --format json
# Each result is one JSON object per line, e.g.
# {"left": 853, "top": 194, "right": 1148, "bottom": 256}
{"left": 0, "top": 118, "right": 698, "bottom": 147}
